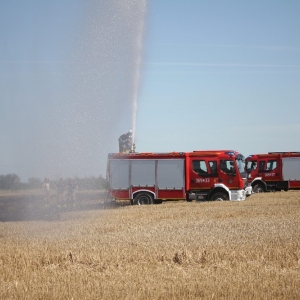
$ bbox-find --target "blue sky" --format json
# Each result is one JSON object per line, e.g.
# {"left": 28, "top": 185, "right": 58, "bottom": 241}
{"left": 136, "top": 1, "right": 300, "bottom": 155}
{"left": 1, "top": 0, "right": 300, "bottom": 180}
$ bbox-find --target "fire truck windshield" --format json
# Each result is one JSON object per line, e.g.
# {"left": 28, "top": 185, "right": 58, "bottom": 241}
{"left": 236, "top": 155, "right": 247, "bottom": 178}
{"left": 246, "top": 160, "right": 257, "bottom": 172}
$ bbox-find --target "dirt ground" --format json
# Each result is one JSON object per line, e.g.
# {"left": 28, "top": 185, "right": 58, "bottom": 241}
{"left": 0, "top": 190, "right": 120, "bottom": 222}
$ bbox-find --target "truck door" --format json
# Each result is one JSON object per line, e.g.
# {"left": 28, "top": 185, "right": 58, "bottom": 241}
{"left": 246, "top": 159, "right": 258, "bottom": 179}
{"left": 189, "top": 159, "right": 218, "bottom": 190}
{"left": 258, "top": 159, "right": 280, "bottom": 182}
{"left": 219, "top": 159, "right": 240, "bottom": 189}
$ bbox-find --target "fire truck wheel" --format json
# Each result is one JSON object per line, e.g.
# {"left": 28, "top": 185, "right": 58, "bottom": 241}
{"left": 253, "top": 184, "right": 265, "bottom": 193}
{"left": 211, "top": 192, "right": 228, "bottom": 201}
{"left": 133, "top": 193, "right": 154, "bottom": 205}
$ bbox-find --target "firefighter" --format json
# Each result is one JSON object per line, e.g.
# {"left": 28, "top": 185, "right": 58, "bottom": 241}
{"left": 118, "top": 130, "right": 132, "bottom": 153}
{"left": 42, "top": 177, "right": 51, "bottom": 205}
{"left": 66, "top": 179, "right": 78, "bottom": 210}
{"left": 56, "top": 178, "right": 65, "bottom": 208}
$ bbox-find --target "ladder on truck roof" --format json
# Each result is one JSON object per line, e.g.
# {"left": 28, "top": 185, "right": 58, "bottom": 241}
{"left": 268, "top": 152, "right": 300, "bottom": 155}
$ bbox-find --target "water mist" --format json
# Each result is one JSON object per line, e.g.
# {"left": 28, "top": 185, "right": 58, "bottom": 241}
{"left": 59, "top": 0, "right": 148, "bottom": 177}
{"left": 1, "top": 0, "right": 148, "bottom": 180}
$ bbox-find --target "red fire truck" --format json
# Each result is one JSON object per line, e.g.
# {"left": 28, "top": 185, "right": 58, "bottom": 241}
{"left": 106, "top": 150, "right": 252, "bottom": 205}
{"left": 245, "top": 152, "right": 300, "bottom": 193}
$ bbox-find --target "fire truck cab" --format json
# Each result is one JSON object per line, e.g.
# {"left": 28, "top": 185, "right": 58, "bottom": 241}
{"left": 107, "top": 150, "right": 251, "bottom": 205}
{"left": 246, "top": 152, "right": 300, "bottom": 192}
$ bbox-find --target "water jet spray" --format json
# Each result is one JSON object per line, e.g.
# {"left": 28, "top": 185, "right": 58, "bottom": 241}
{"left": 130, "top": 0, "right": 147, "bottom": 150}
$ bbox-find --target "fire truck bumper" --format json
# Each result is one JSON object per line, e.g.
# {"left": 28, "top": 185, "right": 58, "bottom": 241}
{"left": 245, "top": 185, "right": 253, "bottom": 197}
{"left": 230, "top": 189, "right": 247, "bottom": 201}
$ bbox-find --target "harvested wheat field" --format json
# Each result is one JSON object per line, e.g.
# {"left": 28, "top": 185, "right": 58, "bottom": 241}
{"left": 0, "top": 191, "right": 300, "bottom": 299}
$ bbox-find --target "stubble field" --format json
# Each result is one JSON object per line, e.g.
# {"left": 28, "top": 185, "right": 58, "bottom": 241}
{"left": 0, "top": 190, "right": 299, "bottom": 299}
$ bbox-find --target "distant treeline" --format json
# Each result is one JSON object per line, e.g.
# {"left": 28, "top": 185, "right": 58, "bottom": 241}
{"left": 0, "top": 174, "right": 108, "bottom": 190}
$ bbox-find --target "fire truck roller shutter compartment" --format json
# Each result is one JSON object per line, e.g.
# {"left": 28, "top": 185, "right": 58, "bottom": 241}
{"left": 110, "top": 159, "right": 130, "bottom": 189}
{"left": 157, "top": 159, "right": 185, "bottom": 189}
{"left": 131, "top": 160, "right": 155, "bottom": 186}
{"left": 282, "top": 157, "right": 300, "bottom": 180}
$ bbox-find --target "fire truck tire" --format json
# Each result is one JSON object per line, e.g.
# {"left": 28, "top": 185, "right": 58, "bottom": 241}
{"left": 133, "top": 193, "right": 154, "bottom": 205}
{"left": 253, "top": 184, "right": 265, "bottom": 193}
{"left": 211, "top": 192, "right": 228, "bottom": 201}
